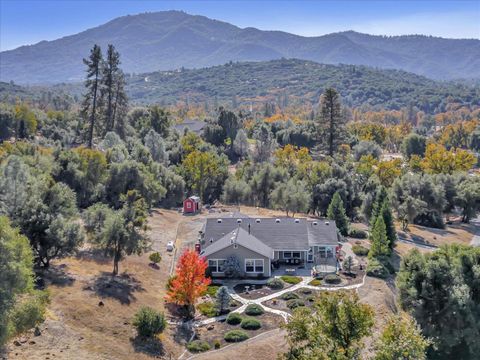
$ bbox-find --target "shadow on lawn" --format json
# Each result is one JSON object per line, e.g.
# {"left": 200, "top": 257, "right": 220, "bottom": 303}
{"left": 84, "top": 272, "right": 145, "bottom": 305}
{"left": 130, "top": 336, "right": 166, "bottom": 357}
{"left": 36, "top": 264, "right": 76, "bottom": 288}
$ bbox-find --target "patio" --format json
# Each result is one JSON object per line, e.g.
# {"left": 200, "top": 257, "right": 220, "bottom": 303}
{"left": 271, "top": 260, "right": 337, "bottom": 277}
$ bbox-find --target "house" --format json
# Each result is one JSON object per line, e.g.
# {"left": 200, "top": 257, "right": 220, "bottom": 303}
{"left": 174, "top": 120, "right": 206, "bottom": 135}
{"left": 199, "top": 217, "right": 339, "bottom": 278}
{"left": 183, "top": 196, "right": 201, "bottom": 214}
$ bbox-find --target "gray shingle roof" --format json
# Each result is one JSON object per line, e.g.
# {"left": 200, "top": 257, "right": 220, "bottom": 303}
{"left": 174, "top": 120, "right": 206, "bottom": 134}
{"left": 202, "top": 227, "right": 274, "bottom": 258}
{"left": 202, "top": 217, "right": 338, "bottom": 254}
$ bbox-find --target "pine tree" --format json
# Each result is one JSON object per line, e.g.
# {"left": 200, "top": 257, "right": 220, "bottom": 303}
{"left": 369, "top": 216, "right": 390, "bottom": 258}
{"left": 327, "top": 191, "right": 349, "bottom": 236}
{"left": 316, "top": 88, "right": 347, "bottom": 156}
{"left": 215, "top": 286, "right": 230, "bottom": 315}
{"left": 81, "top": 44, "right": 103, "bottom": 148}
{"left": 370, "top": 186, "right": 388, "bottom": 225}
{"left": 380, "top": 200, "right": 396, "bottom": 250}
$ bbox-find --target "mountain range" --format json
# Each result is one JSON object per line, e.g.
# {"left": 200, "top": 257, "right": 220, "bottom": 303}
{"left": 1, "top": 10, "right": 479, "bottom": 84}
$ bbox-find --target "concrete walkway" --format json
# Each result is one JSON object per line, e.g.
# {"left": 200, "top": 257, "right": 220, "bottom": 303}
{"left": 470, "top": 217, "right": 480, "bottom": 247}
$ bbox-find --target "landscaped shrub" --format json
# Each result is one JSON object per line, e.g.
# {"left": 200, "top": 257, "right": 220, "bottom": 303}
{"left": 300, "top": 288, "right": 312, "bottom": 295}
{"left": 286, "top": 299, "right": 305, "bottom": 309}
{"left": 349, "top": 228, "right": 368, "bottom": 239}
{"left": 280, "top": 275, "right": 302, "bottom": 284}
{"left": 306, "top": 295, "right": 315, "bottom": 302}
{"left": 281, "top": 292, "right": 299, "bottom": 300}
{"left": 366, "top": 258, "right": 389, "bottom": 278}
{"left": 149, "top": 252, "right": 161, "bottom": 265}
{"left": 266, "top": 278, "right": 284, "bottom": 289}
{"left": 132, "top": 307, "right": 166, "bottom": 338}
{"left": 324, "top": 274, "right": 342, "bottom": 285}
{"left": 205, "top": 285, "right": 220, "bottom": 297}
{"left": 197, "top": 301, "right": 218, "bottom": 317}
{"left": 226, "top": 312, "right": 243, "bottom": 325}
{"left": 308, "top": 279, "right": 322, "bottom": 286}
{"left": 224, "top": 330, "right": 249, "bottom": 342}
{"left": 240, "top": 318, "right": 262, "bottom": 330}
{"left": 214, "top": 340, "right": 221, "bottom": 349}
{"left": 352, "top": 244, "right": 369, "bottom": 256}
{"left": 245, "top": 304, "right": 264, "bottom": 316}
{"left": 187, "top": 340, "right": 210, "bottom": 353}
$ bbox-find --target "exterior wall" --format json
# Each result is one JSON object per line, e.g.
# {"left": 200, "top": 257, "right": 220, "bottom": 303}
{"left": 205, "top": 243, "right": 271, "bottom": 278}
{"left": 183, "top": 199, "right": 199, "bottom": 213}
{"left": 274, "top": 250, "right": 307, "bottom": 261}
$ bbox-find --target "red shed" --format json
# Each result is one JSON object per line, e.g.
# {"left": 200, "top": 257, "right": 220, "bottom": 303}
{"left": 183, "top": 196, "right": 201, "bottom": 214}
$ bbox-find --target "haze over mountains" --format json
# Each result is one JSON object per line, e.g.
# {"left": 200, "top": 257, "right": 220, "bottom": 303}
{"left": 1, "top": 10, "right": 479, "bottom": 84}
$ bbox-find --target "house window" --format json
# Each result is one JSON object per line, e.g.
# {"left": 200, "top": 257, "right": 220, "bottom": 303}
{"left": 245, "top": 259, "right": 264, "bottom": 273}
{"left": 283, "top": 252, "right": 301, "bottom": 259}
{"left": 208, "top": 259, "right": 226, "bottom": 273}
{"left": 186, "top": 202, "right": 191, "bottom": 209}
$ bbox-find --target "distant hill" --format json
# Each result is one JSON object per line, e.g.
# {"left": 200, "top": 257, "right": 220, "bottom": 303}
{"left": 126, "top": 59, "right": 479, "bottom": 113}
{"left": 1, "top": 10, "right": 479, "bottom": 84}
{"left": 3, "top": 59, "right": 478, "bottom": 114}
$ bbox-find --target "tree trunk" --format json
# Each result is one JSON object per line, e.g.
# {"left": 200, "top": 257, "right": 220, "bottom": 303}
{"left": 88, "top": 69, "right": 99, "bottom": 148}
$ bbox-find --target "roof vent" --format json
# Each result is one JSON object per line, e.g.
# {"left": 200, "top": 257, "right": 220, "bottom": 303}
{"left": 275, "top": 219, "right": 281, "bottom": 223}
{"left": 209, "top": 238, "right": 213, "bottom": 243}
{"left": 313, "top": 221, "right": 318, "bottom": 226}
{"left": 255, "top": 219, "right": 261, "bottom": 223}
{"left": 237, "top": 219, "right": 242, "bottom": 224}
{"left": 217, "top": 219, "right": 222, "bottom": 223}
{"left": 325, "top": 221, "right": 329, "bottom": 225}
{"left": 294, "top": 219, "right": 300, "bottom": 223}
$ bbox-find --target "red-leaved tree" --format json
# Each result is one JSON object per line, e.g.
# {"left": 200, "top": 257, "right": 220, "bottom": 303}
{"left": 166, "top": 249, "right": 211, "bottom": 317}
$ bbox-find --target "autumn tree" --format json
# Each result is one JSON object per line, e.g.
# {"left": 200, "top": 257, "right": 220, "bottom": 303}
{"left": 421, "top": 143, "right": 475, "bottom": 174}
{"left": 316, "top": 88, "right": 347, "bottom": 157}
{"left": 166, "top": 249, "right": 211, "bottom": 318}
{"left": 81, "top": 44, "right": 103, "bottom": 148}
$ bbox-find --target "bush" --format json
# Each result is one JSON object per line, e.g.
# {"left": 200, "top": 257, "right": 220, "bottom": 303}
{"left": 352, "top": 244, "right": 369, "bottom": 256}
{"left": 226, "top": 312, "right": 243, "bottom": 325}
{"left": 280, "top": 275, "right": 302, "bottom": 284}
{"left": 367, "top": 258, "right": 389, "bottom": 278}
{"left": 287, "top": 299, "right": 305, "bottom": 309}
{"left": 133, "top": 307, "right": 166, "bottom": 337}
{"left": 7, "top": 290, "right": 49, "bottom": 337}
{"left": 245, "top": 304, "right": 264, "bottom": 316}
{"left": 205, "top": 285, "right": 220, "bottom": 297}
{"left": 197, "top": 301, "right": 218, "bottom": 317}
{"left": 149, "top": 252, "right": 161, "bottom": 264}
{"left": 187, "top": 340, "right": 210, "bottom": 353}
{"left": 308, "top": 279, "right": 322, "bottom": 286}
{"left": 224, "top": 330, "right": 249, "bottom": 342}
{"left": 281, "top": 292, "right": 299, "bottom": 300}
{"left": 240, "top": 318, "right": 262, "bottom": 330}
{"left": 324, "top": 274, "right": 342, "bottom": 285}
{"left": 306, "top": 295, "right": 315, "bottom": 302}
{"left": 300, "top": 288, "right": 312, "bottom": 295}
{"left": 349, "top": 228, "right": 368, "bottom": 239}
{"left": 266, "top": 278, "right": 284, "bottom": 289}
{"left": 214, "top": 340, "right": 221, "bottom": 349}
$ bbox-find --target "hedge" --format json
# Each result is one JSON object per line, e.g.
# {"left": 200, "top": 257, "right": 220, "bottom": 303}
{"left": 224, "top": 330, "right": 249, "bottom": 342}
{"left": 245, "top": 304, "right": 264, "bottom": 316}
{"left": 226, "top": 312, "right": 243, "bottom": 325}
{"left": 240, "top": 318, "right": 262, "bottom": 330}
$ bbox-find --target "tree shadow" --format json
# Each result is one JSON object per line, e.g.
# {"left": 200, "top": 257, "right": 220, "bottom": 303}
{"left": 84, "top": 272, "right": 144, "bottom": 305}
{"left": 36, "top": 264, "right": 76, "bottom": 288}
{"left": 172, "top": 321, "right": 194, "bottom": 345}
{"left": 130, "top": 336, "right": 166, "bottom": 357}
{"left": 75, "top": 248, "right": 112, "bottom": 265}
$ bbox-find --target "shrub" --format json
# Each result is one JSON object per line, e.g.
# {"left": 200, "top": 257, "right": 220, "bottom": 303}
{"left": 306, "top": 295, "right": 315, "bottom": 302}
{"left": 214, "top": 340, "right": 221, "bottom": 349}
{"left": 224, "top": 330, "right": 249, "bottom": 342}
{"left": 287, "top": 299, "right": 305, "bottom": 309}
{"left": 266, "top": 278, "right": 284, "bottom": 289}
{"left": 187, "top": 340, "right": 210, "bottom": 353}
{"left": 309, "top": 279, "right": 322, "bottom": 286}
{"left": 366, "top": 258, "right": 389, "bottom": 278}
{"left": 280, "top": 275, "right": 302, "bottom": 284}
{"left": 205, "top": 285, "right": 220, "bottom": 297}
{"left": 149, "top": 252, "right": 161, "bottom": 264}
{"left": 324, "top": 274, "right": 342, "bottom": 284}
{"left": 226, "top": 312, "right": 243, "bottom": 325}
{"left": 240, "top": 318, "right": 262, "bottom": 330}
{"left": 281, "top": 292, "right": 299, "bottom": 300}
{"left": 197, "top": 301, "right": 218, "bottom": 317}
{"left": 352, "top": 244, "right": 369, "bottom": 256}
{"left": 349, "top": 228, "right": 368, "bottom": 239}
{"left": 132, "top": 307, "right": 166, "bottom": 337}
{"left": 245, "top": 304, "right": 264, "bottom": 316}
{"left": 7, "top": 290, "right": 49, "bottom": 337}
{"left": 300, "top": 288, "right": 312, "bottom": 295}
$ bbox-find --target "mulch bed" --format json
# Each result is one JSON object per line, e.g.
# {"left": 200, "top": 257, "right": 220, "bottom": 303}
{"left": 233, "top": 283, "right": 292, "bottom": 300}
{"left": 193, "top": 312, "right": 284, "bottom": 350}
{"left": 261, "top": 288, "right": 319, "bottom": 314}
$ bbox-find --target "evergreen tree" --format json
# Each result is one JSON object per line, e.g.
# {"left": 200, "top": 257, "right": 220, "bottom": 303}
{"left": 369, "top": 216, "right": 390, "bottom": 258}
{"left": 101, "top": 44, "right": 120, "bottom": 135}
{"left": 81, "top": 44, "right": 103, "bottom": 148}
{"left": 215, "top": 286, "right": 230, "bottom": 315}
{"left": 370, "top": 186, "right": 388, "bottom": 225}
{"left": 327, "top": 191, "right": 349, "bottom": 236}
{"left": 379, "top": 200, "right": 396, "bottom": 250}
{"left": 316, "top": 88, "right": 347, "bottom": 156}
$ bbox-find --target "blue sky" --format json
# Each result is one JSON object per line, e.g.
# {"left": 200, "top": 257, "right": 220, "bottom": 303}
{"left": 1, "top": 0, "right": 479, "bottom": 51}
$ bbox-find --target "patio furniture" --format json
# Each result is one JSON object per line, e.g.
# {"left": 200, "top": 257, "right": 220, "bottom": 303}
{"left": 285, "top": 268, "right": 296, "bottom": 274}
